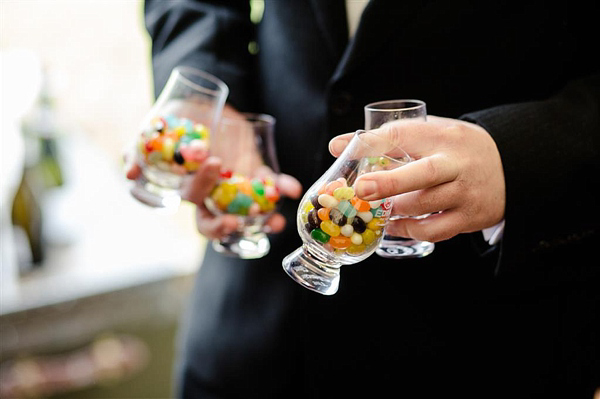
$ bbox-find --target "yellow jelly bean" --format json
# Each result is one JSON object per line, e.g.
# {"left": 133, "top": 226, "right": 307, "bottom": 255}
{"left": 346, "top": 244, "right": 366, "bottom": 255}
{"left": 162, "top": 137, "right": 175, "bottom": 161}
{"left": 367, "top": 217, "right": 384, "bottom": 231}
{"left": 333, "top": 186, "right": 355, "bottom": 201}
{"left": 361, "top": 229, "right": 376, "bottom": 246}
{"left": 320, "top": 220, "right": 341, "bottom": 237}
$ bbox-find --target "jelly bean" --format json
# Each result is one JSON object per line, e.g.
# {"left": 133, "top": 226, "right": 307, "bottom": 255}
{"left": 311, "top": 228, "right": 330, "bottom": 243}
{"left": 367, "top": 157, "right": 379, "bottom": 164}
{"left": 318, "top": 194, "right": 339, "bottom": 208}
{"left": 320, "top": 220, "right": 341, "bottom": 237}
{"left": 341, "top": 224, "right": 354, "bottom": 237}
{"left": 307, "top": 209, "right": 320, "bottom": 231}
{"left": 369, "top": 199, "right": 383, "bottom": 209}
{"left": 325, "top": 180, "right": 343, "bottom": 195}
{"left": 151, "top": 117, "right": 167, "bottom": 133}
{"left": 317, "top": 207, "right": 330, "bottom": 221}
{"left": 317, "top": 183, "right": 327, "bottom": 195}
{"left": 357, "top": 211, "right": 373, "bottom": 223}
{"left": 148, "top": 136, "right": 163, "bottom": 151}
{"left": 310, "top": 194, "right": 323, "bottom": 209}
{"left": 252, "top": 179, "right": 265, "bottom": 196}
{"left": 173, "top": 150, "right": 185, "bottom": 165}
{"left": 329, "top": 235, "right": 352, "bottom": 249}
{"left": 164, "top": 115, "right": 179, "bottom": 129}
{"left": 180, "top": 139, "right": 208, "bottom": 162}
{"left": 162, "top": 137, "right": 175, "bottom": 161}
{"left": 329, "top": 208, "right": 347, "bottom": 226}
{"left": 184, "top": 160, "right": 199, "bottom": 172}
{"left": 347, "top": 244, "right": 366, "bottom": 255}
{"left": 302, "top": 201, "right": 315, "bottom": 214}
{"left": 333, "top": 186, "right": 354, "bottom": 201}
{"left": 265, "top": 185, "right": 280, "bottom": 202}
{"left": 361, "top": 229, "right": 376, "bottom": 246}
{"left": 351, "top": 232, "right": 363, "bottom": 245}
{"left": 351, "top": 217, "right": 366, "bottom": 233}
{"left": 367, "top": 217, "right": 384, "bottom": 231}
{"left": 351, "top": 197, "right": 371, "bottom": 212}
{"left": 236, "top": 179, "right": 253, "bottom": 196}
{"left": 337, "top": 200, "right": 357, "bottom": 219}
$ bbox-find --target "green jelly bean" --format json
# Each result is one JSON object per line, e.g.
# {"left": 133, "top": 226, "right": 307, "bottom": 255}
{"left": 252, "top": 179, "right": 265, "bottom": 196}
{"left": 311, "top": 228, "right": 330, "bottom": 243}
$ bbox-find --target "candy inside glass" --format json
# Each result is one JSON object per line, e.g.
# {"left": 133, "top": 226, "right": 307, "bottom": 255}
{"left": 204, "top": 113, "right": 281, "bottom": 259}
{"left": 130, "top": 66, "right": 229, "bottom": 209}
{"left": 364, "top": 99, "right": 435, "bottom": 259}
{"left": 282, "top": 130, "right": 411, "bottom": 295}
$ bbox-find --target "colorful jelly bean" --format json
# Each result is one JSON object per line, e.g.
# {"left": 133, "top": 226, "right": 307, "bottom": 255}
{"left": 311, "top": 228, "right": 330, "bottom": 243}
{"left": 300, "top": 175, "right": 392, "bottom": 257}
{"left": 208, "top": 173, "right": 280, "bottom": 216}
{"left": 138, "top": 114, "right": 210, "bottom": 174}
{"left": 320, "top": 220, "right": 341, "bottom": 237}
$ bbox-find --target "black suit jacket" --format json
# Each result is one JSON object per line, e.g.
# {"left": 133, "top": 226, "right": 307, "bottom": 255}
{"left": 145, "top": 1, "right": 599, "bottom": 398}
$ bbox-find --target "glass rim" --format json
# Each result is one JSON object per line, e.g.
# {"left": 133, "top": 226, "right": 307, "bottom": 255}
{"left": 353, "top": 129, "right": 411, "bottom": 163}
{"left": 221, "top": 112, "right": 275, "bottom": 127}
{"left": 364, "top": 99, "right": 426, "bottom": 112}
{"left": 173, "top": 66, "right": 229, "bottom": 96}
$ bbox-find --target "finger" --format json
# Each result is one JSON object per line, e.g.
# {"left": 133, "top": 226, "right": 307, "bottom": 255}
{"left": 328, "top": 132, "right": 355, "bottom": 157}
{"left": 264, "top": 212, "right": 287, "bottom": 234}
{"left": 126, "top": 162, "right": 142, "bottom": 180}
{"left": 195, "top": 204, "right": 240, "bottom": 239}
{"left": 385, "top": 211, "right": 466, "bottom": 243}
{"left": 354, "top": 154, "right": 459, "bottom": 201}
{"left": 390, "top": 182, "right": 461, "bottom": 218}
{"left": 329, "top": 130, "right": 410, "bottom": 160}
{"left": 181, "top": 156, "right": 221, "bottom": 205}
{"left": 276, "top": 173, "right": 303, "bottom": 199}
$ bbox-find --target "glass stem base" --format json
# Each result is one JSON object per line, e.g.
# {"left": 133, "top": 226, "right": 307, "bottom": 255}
{"left": 130, "top": 176, "right": 181, "bottom": 209}
{"left": 282, "top": 246, "right": 341, "bottom": 295}
{"left": 376, "top": 235, "right": 435, "bottom": 259}
{"left": 212, "top": 231, "right": 270, "bottom": 259}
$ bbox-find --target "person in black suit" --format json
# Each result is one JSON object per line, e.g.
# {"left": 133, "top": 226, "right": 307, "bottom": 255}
{"left": 135, "top": 1, "right": 599, "bottom": 398}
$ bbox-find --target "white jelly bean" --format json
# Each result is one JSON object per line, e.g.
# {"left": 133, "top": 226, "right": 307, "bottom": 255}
{"left": 369, "top": 199, "right": 383, "bottom": 209}
{"left": 341, "top": 224, "right": 354, "bottom": 237}
{"left": 357, "top": 211, "right": 373, "bottom": 223}
{"left": 351, "top": 232, "right": 363, "bottom": 245}
{"left": 318, "top": 193, "right": 339, "bottom": 208}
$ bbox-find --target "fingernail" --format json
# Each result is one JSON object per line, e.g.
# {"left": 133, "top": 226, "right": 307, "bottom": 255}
{"left": 356, "top": 179, "right": 378, "bottom": 199}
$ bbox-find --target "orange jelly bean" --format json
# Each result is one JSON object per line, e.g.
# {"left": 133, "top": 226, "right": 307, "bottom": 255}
{"left": 317, "top": 207, "right": 330, "bottom": 221}
{"left": 329, "top": 235, "right": 352, "bottom": 249}
{"left": 351, "top": 197, "right": 371, "bottom": 212}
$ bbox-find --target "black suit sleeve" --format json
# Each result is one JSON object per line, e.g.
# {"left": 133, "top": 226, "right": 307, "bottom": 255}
{"left": 461, "top": 74, "right": 600, "bottom": 275}
{"left": 144, "top": 0, "right": 254, "bottom": 109}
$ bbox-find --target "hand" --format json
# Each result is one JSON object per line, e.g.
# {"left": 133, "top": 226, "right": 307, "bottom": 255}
{"left": 125, "top": 104, "right": 302, "bottom": 240}
{"left": 328, "top": 116, "right": 506, "bottom": 242}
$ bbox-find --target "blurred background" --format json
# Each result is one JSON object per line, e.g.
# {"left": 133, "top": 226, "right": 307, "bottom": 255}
{"left": 1, "top": 1, "right": 208, "bottom": 397}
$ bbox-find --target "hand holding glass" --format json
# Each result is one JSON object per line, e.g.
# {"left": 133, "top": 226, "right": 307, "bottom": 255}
{"left": 130, "top": 66, "right": 229, "bottom": 209}
{"left": 204, "top": 113, "right": 281, "bottom": 259}
{"left": 364, "top": 99, "right": 435, "bottom": 259}
{"left": 282, "top": 130, "right": 411, "bottom": 295}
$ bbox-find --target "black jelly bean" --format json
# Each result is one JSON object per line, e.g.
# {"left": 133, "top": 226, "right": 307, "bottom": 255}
{"left": 329, "top": 208, "right": 347, "bottom": 226}
{"left": 310, "top": 195, "right": 323, "bottom": 209}
{"left": 307, "top": 209, "right": 320, "bottom": 230}
{"left": 173, "top": 150, "right": 185, "bottom": 165}
{"left": 352, "top": 217, "right": 366, "bottom": 233}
